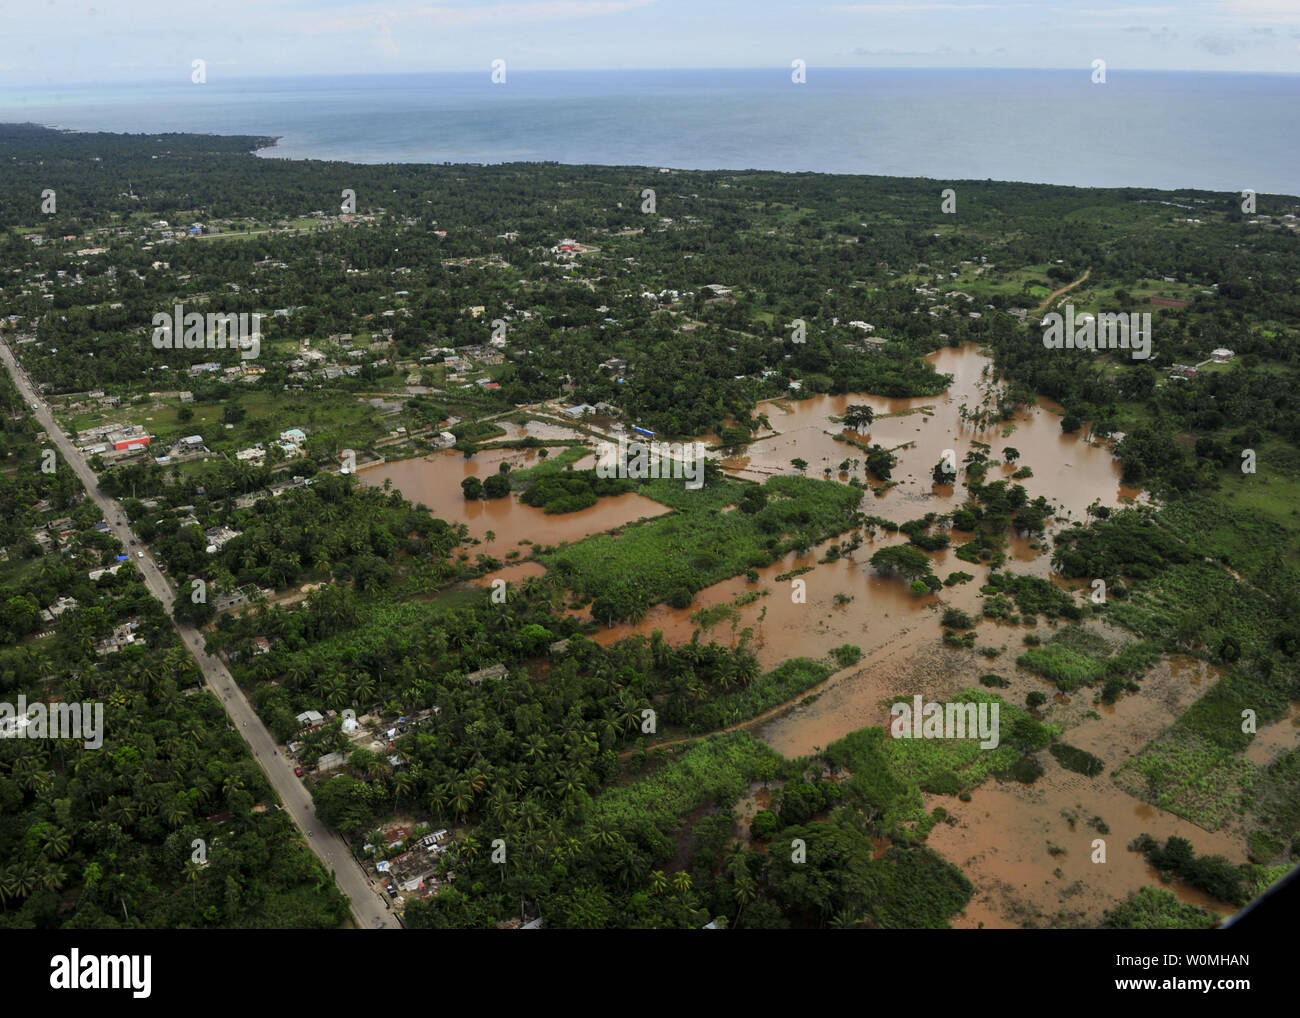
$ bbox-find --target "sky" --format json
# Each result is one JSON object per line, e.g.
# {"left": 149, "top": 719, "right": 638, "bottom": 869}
{"left": 3, "top": 0, "right": 1300, "bottom": 84}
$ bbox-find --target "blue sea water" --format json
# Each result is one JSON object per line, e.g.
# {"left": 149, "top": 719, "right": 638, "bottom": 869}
{"left": 1, "top": 68, "right": 1297, "bottom": 194}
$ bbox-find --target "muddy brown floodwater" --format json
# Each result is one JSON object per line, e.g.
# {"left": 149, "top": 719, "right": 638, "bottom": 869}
{"left": 361, "top": 445, "right": 670, "bottom": 561}
{"left": 368, "top": 343, "right": 1286, "bottom": 927}
{"left": 713, "top": 344, "right": 1141, "bottom": 523}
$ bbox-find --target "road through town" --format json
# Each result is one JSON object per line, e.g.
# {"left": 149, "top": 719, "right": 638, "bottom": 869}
{"left": 0, "top": 340, "right": 396, "bottom": 930}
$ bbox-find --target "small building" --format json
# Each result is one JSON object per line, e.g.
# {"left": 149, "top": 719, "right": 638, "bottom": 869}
{"left": 466, "top": 663, "right": 508, "bottom": 686}
{"left": 1210, "top": 348, "right": 1234, "bottom": 363}
{"left": 204, "top": 526, "right": 242, "bottom": 553}
{"left": 296, "top": 710, "right": 324, "bottom": 728}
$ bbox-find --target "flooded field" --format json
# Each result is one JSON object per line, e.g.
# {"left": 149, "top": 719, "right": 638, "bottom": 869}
{"left": 1244, "top": 700, "right": 1300, "bottom": 767}
{"left": 711, "top": 344, "right": 1141, "bottom": 522}
{"left": 361, "top": 445, "right": 670, "bottom": 560}
{"left": 924, "top": 776, "right": 1243, "bottom": 929}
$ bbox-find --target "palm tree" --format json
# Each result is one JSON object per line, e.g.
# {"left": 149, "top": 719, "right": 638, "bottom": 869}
{"left": 449, "top": 780, "right": 474, "bottom": 820}
{"left": 392, "top": 770, "right": 415, "bottom": 808}
{"left": 38, "top": 862, "right": 66, "bottom": 893}
{"left": 589, "top": 816, "right": 621, "bottom": 850}
{"left": 350, "top": 671, "right": 376, "bottom": 705}
{"left": 428, "top": 780, "right": 454, "bottom": 821}
{"left": 41, "top": 826, "right": 71, "bottom": 859}
{"left": 459, "top": 834, "right": 482, "bottom": 864}
{"left": 0, "top": 868, "right": 16, "bottom": 907}
{"left": 165, "top": 801, "right": 189, "bottom": 829}
{"left": 732, "top": 872, "right": 757, "bottom": 925}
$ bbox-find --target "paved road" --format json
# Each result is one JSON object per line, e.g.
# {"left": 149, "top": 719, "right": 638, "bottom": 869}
{"left": 0, "top": 341, "right": 395, "bottom": 930}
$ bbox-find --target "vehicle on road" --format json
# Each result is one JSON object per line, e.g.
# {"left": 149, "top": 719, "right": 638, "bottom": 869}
{"left": 136, "top": 551, "right": 144, "bottom": 559}
{"left": 294, "top": 766, "right": 304, "bottom": 777}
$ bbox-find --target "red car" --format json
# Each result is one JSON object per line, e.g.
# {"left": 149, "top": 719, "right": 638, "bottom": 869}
{"left": 294, "top": 766, "right": 304, "bottom": 777}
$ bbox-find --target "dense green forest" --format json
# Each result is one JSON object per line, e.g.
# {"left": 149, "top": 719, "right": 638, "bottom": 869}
{"left": 0, "top": 367, "right": 347, "bottom": 927}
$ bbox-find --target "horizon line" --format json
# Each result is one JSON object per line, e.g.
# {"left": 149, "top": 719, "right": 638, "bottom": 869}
{"left": 3, "top": 64, "right": 1300, "bottom": 92}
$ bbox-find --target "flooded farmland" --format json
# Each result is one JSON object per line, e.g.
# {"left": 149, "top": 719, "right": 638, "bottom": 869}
{"left": 713, "top": 344, "right": 1141, "bottom": 522}
{"left": 362, "top": 444, "right": 671, "bottom": 561}
{"left": 365, "top": 342, "right": 1284, "bottom": 928}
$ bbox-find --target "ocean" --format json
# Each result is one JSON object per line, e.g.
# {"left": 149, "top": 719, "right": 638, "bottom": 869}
{"left": 1, "top": 68, "right": 1297, "bottom": 194}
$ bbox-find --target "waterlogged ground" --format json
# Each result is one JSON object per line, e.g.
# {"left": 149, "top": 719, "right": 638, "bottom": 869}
{"left": 362, "top": 343, "right": 1271, "bottom": 928}
{"left": 711, "top": 344, "right": 1141, "bottom": 522}
{"left": 362, "top": 445, "right": 670, "bottom": 561}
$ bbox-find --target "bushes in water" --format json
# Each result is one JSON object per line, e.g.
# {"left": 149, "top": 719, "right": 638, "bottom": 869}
{"left": 1103, "top": 887, "right": 1215, "bottom": 930}
{"left": 833, "top": 644, "right": 862, "bottom": 667}
{"left": 1049, "top": 742, "right": 1104, "bottom": 776}
{"left": 1001, "top": 754, "right": 1044, "bottom": 784}
{"left": 520, "top": 469, "right": 633, "bottom": 513}
{"left": 1130, "top": 834, "right": 1249, "bottom": 906}
{"left": 942, "top": 607, "right": 975, "bottom": 629}
{"left": 984, "top": 571, "right": 1081, "bottom": 620}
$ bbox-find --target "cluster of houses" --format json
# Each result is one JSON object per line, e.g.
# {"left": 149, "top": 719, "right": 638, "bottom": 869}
{"left": 74, "top": 422, "right": 153, "bottom": 460}
{"left": 187, "top": 360, "right": 265, "bottom": 382}
{"left": 33, "top": 515, "right": 86, "bottom": 556}
{"left": 373, "top": 824, "right": 453, "bottom": 905}
{"left": 291, "top": 705, "right": 441, "bottom": 776}
{"left": 1169, "top": 348, "right": 1234, "bottom": 381}
{"left": 95, "top": 620, "right": 140, "bottom": 657}
{"left": 277, "top": 427, "right": 307, "bottom": 459}
{"left": 154, "top": 434, "right": 207, "bottom": 466}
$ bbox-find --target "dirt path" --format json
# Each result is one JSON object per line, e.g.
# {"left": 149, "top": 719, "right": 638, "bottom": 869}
{"left": 619, "top": 657, "right": 877, "bottom": 760}
{"left": 1034, "top": 267, "right": 1092, "bottom": 315}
